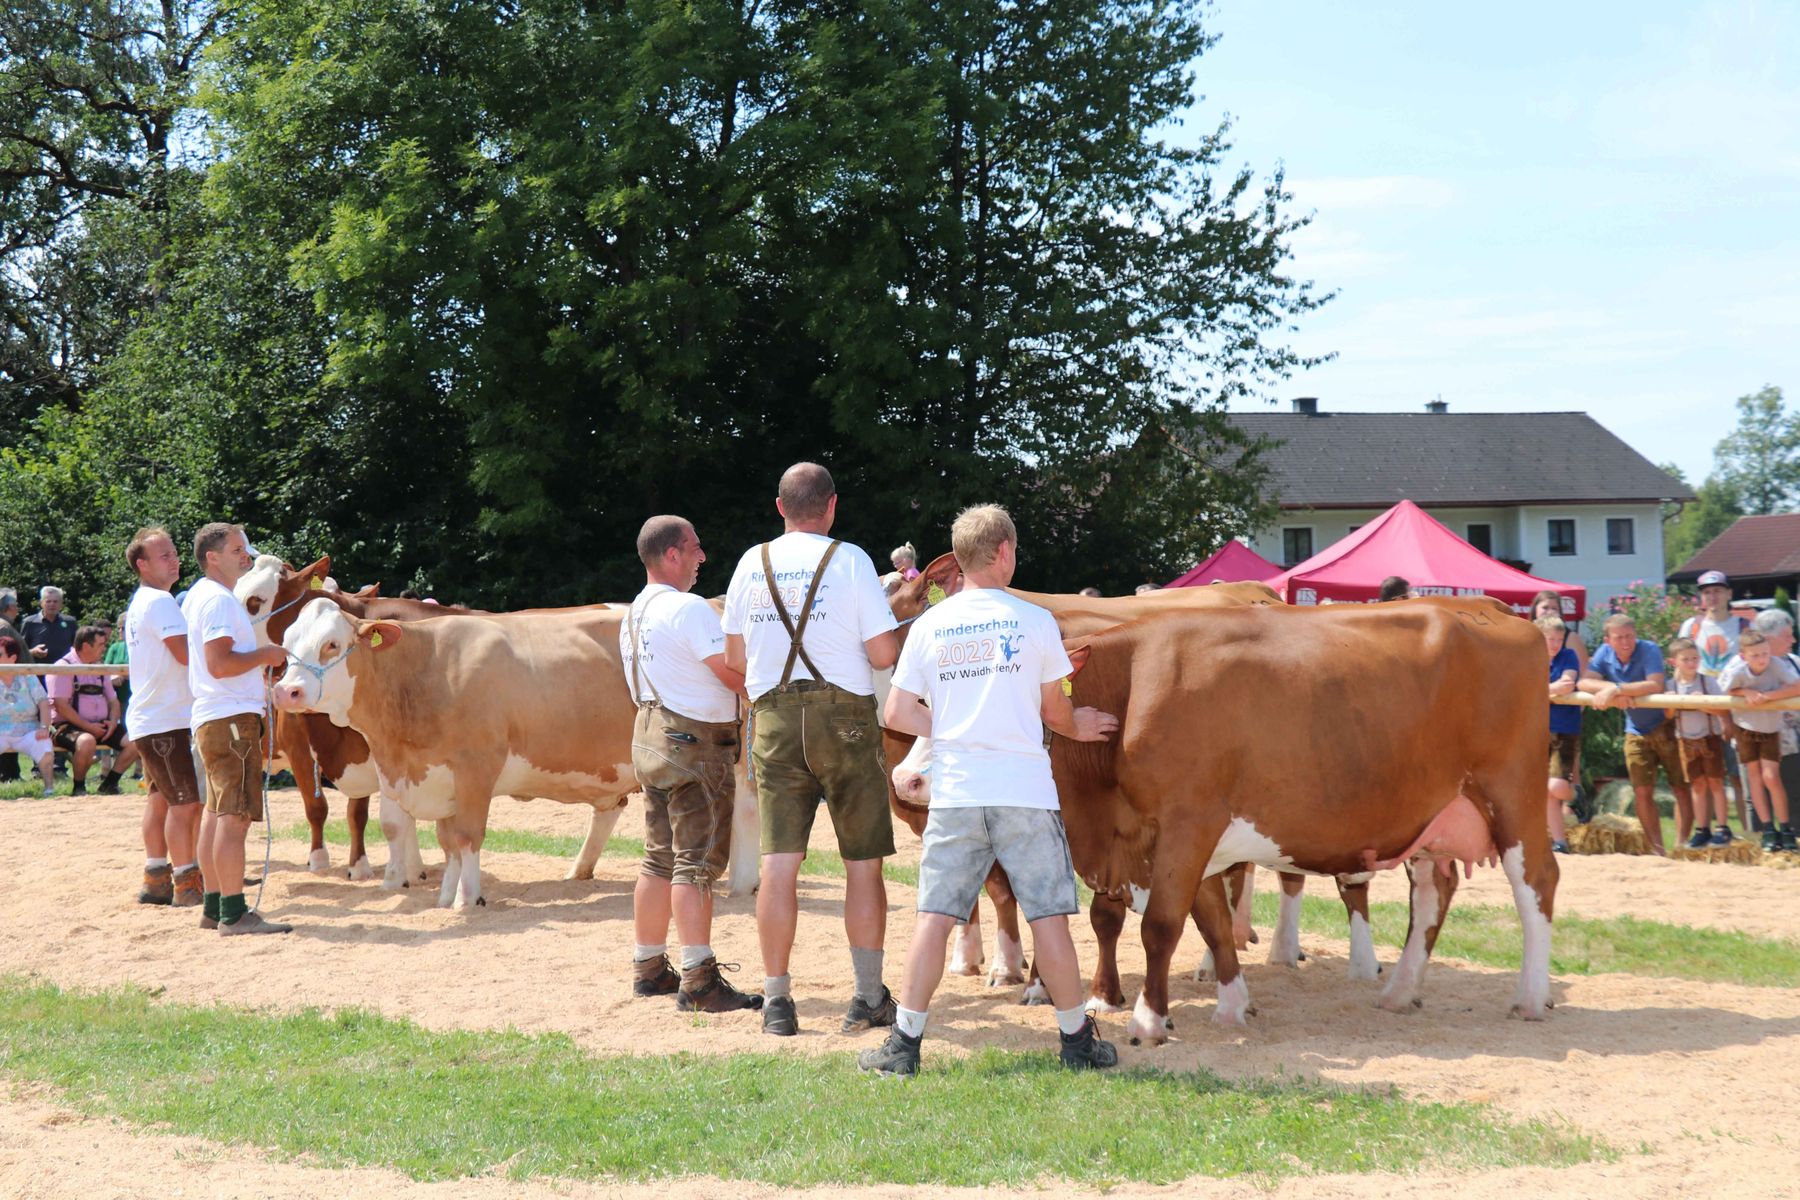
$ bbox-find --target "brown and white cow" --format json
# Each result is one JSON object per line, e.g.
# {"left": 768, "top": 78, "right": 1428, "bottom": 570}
{"left": 238, "top": 555, "right": 471, "bottom": 888}
{"left": 1051, "top": 598, "right": 1555, "bottom": 1041}
{"left": 272, "top": 598, "right": 760, "bottom": 908}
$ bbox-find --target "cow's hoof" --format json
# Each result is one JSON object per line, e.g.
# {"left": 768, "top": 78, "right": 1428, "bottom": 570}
{"left": 1127, "top": 999, "right": 1168, "bottom": 1045}
{"left": 307, "top": 848, "right": 330, "bottom": 874}
{"left": 1376, "top": 995, "right": 1423, "bottom": 1013}
{"left": 1086, "top": 994, "right": 1129, "bottom": 1014}
{"left": 1019, "top": 980, "right": 1051, "bottom": 1006}
{"left": 952, "top": 961, "right": 983, "bottom": 978}
{"left": 1212, "top": 1008, "right": 1249, "bottom": 1027}
{"left": 989, "top": 971, "right": 1025, "bottom": 987}
{"left": 564, "top": 863, "right": 595, "bottom": 882}
{"left": 346, "top": 857, "right": 373, "bottom": 882}
{"left": 1509, "top": 1002, "right": 1551, "bottom": 1021}
{"left": 477, "top": 896, "right": 487, "bottom": 907}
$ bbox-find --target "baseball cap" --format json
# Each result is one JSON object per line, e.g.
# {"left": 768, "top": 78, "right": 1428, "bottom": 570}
{"left": 1696, "top": 570, "right": 1729, "bottom": 588}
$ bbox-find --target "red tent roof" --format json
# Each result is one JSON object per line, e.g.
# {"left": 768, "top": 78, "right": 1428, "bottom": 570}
{"left": 1166, "top": 539, "right": 1281, "bottom": 588}
{"left": 1264, "top": 500, "right": 1586, "bottom": 618}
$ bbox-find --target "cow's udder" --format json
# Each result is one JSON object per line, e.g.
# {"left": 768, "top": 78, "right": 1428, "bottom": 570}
{"left": 1361, "top": 794, "right": 1498, "bottom": 879}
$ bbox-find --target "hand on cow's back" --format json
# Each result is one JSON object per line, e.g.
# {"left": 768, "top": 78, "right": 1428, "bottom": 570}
{"left": 1067, "top": 706, "right": 1120, "bottom": 742}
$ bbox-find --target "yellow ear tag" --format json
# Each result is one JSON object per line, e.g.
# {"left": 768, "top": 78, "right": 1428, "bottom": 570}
{"left": 1061, "top": 677, "right": 1073, "bottom": 697}
{"left": 926, "top": 582, "right": 947, "bottom": 606}
{"left": 370, "top": 632, "right": 383, "bottom": 648}
{"left": 309, "top": 577, "right": 324, "bottom": 590}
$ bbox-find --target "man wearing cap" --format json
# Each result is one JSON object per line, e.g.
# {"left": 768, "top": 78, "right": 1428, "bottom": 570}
{"left": 722, "top": 462, "right": 900, "bottom": 1039}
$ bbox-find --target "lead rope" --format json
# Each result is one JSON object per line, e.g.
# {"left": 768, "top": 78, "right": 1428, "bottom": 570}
{"left": 255, "top": 673, "right": 276, "bottom": 913}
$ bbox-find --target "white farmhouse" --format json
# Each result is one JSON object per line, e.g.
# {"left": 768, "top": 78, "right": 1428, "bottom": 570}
{"left": 1229, "top": 399, "right": 1694, "bottom": 609}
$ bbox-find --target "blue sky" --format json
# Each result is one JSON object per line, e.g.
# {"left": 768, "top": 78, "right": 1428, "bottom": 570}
{"left": 1189, "top": 0, "right": 1798, "bottom": 487}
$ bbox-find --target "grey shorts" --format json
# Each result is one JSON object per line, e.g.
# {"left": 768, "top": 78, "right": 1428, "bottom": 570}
{"left": 916, "top": 805, "right": 1079, "bottom": 924}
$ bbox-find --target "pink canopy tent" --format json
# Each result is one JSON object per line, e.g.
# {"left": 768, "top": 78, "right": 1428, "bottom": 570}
{"left": 1166, "top": 539, "right": 1281, "bottom": 588}
{"left": 1264, "top": 500, "right": 1586, "bottom": 618}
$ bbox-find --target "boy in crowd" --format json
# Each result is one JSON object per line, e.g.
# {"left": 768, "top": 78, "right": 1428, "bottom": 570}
{"left": 1666, "top": 638, "right": 1732, "bottom": 848}
{"left": 1719, "top": 629, "right": 1800, "bottom": 852}
{"left": 1580, "top": 614, "right": 1692, "bottom": 855}
{"left": 860, "top": 504, "right": 1120, "bottom": 1077}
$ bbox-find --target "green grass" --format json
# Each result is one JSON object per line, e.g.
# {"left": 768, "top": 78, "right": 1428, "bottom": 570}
{"left": 283, "top": 819, "right": 921, "bottom": 886}
{"left": 1252, "top": 891, "right": 1800, "bottom": 988}
{"left": 0, "top": 977, "right": 1602, "bottom": 1186}
{"left": 0, "top": 776, "right": 145, "bottom": 800}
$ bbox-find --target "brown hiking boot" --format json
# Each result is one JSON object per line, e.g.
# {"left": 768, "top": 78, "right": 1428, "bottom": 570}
{"left": 218, "top": 910, "right": 294, "bottom": 936}
{"left": 632, "top": 953, "right": 680, "bottom": 997}
{"left": 171, "top": 867, "right": 203, "bottom": 908}
{"left": 138, "top": 864, "right": 174, "bottom": 906}
{"left": 678, "top": 958, "right": 764, "bottom": 1013}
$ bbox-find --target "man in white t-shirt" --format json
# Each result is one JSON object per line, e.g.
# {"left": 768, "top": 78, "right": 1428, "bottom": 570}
{"left": 186, "top": 522, "right": 290, "bottom": 936}
{"left": 622, "top": 514, "right": 761, "bottom": 1016}
{"left": 123, "top": 526, "right": 205, "bottom": 908}
{"left": 860, "top": 504, "right": 1120, "bottom": 1077}
{"left": 722, "top": 462, "right": 900, "bottom": 1038}
{"left": 1679, "top": 571, "right": 1746, "bottom": 678}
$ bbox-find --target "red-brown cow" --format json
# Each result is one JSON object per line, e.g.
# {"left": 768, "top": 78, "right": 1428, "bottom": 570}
{"left": 1053, "top": 598, "right": 1555, "bottom": 1043}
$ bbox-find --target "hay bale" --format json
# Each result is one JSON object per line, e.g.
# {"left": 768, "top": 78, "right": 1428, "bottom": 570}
{"left": 1668, "top": 840, "right": 1764, "bottom": 866}
{"left": 1567, "top": 813, "right": 1652, "bottom": 856}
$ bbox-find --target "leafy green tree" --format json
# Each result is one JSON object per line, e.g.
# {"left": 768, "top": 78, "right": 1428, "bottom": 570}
{"left": 1664, "top": 475, "right": 1745, "bottom": 572}
{"left": 0, "top": 1, "right": 221, "bottom": 430}
{"left": 1714, "top": 385, "right": 1796, "bottom": 515}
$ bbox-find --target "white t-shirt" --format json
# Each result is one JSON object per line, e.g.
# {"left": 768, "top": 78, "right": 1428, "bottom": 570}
{"left": 184, "top": 577, "right": 265, "bottom": 726}
{"left": 722, "top": 532, "right": 898, "bottom": 701}
{"left": 890, "top": 588, "right": 1072, "bottom": 810}
{"left": 619, "top": 584, "right": 738, "bottom": 724}
{"left": 1679, "top": 613, "right": 1746, "bottom": 678}
{"left": 124, "top": 585, "right": 192, "bottom": 738}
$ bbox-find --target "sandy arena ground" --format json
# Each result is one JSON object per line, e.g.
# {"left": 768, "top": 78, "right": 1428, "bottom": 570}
{"left": 2, "top": 788, "right": 1799, "bottom": 1199}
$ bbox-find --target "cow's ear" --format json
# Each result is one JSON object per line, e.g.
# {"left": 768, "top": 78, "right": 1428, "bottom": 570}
{"left": 353, "top": 583, "right": 380, "bottom": 599}
{"left": 920, "top": 552, "right": 961, "bottom": 602}
{"left": 298, "top": 554, "right": 330, "bottom": 582}
{"left": 358, "top": 620, "right": 403, "bottom": 652}
{"left": 1066, "top": 645, "right": 1092, "bottom": 676}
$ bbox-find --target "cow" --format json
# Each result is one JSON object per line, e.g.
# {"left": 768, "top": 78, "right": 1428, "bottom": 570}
{"left": 884, "top": 572, "right": 1291, "bottom": 996}
{"left": 238, "top": 555, "right": 472, "bottom": 888}
{"left": 1047, "top": 598, "right": 1555, "bottom": 1043}
{"left": 273, "top": 598, "right": 762, "bottom": 908}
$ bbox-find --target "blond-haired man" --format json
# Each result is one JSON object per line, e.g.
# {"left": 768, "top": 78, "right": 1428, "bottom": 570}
{"left": 861, "top": 504, "right": 1120, "bottom": 1076}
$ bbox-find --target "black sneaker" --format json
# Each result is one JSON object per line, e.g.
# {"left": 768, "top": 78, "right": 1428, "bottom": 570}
{"left": 1761, "top": 829, "right": 1780, "bottom": 853}
{"left": 841, "top": 984, "right": 896, "bottom": 1034}
{"left": 763, "top": 994, "right": 798, "bottom": 1037}
{"left": 1551, "top": 840, "right": 1570, "bottom": 854}
{"left": 1060, "top": 1016, "right": 1120, "bottom": 1070}
{"left": 1782, "top": 827, "right": 1799, "bottom": 854}
{"left": 70, "top": 780, "right": 87, "bottom": 797}
{"left": 1686, "top": 828, "right": 1711, "bottom": 850}
{"left": 1712, "top": 826, "right": 1734, "bottom": 846}
{"left": 97, "top": 773, "right": 122, "bottom": 796}
{"left": 857, "top": 1028, "right": 921, "bottom": 1077}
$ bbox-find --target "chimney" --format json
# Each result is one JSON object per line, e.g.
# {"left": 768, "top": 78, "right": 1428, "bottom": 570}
{"left": 1425, "top": 395, "right": 1447, "bottom": 414}
{"left": 1291, "top": 397, "right": 1319, "bottom": 415}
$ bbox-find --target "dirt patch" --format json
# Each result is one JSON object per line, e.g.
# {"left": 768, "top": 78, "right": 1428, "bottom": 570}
{"left": 2, "top": 789, "right": 1799, "bottom": 1197}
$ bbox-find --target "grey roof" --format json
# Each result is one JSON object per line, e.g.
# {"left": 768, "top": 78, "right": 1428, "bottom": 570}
{"left": 1226, "top": 411, "right": 1695, "bottom": 509}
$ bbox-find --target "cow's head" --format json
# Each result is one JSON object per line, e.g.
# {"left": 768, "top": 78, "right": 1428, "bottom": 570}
{"left": 273, "top": 597, "right": 400, "bottom": 719}
{"left": 237, "top": 554, "right": 331, "bottom": 647}
{"left": 888, "top": 552, "right": 963, "bottom": 627}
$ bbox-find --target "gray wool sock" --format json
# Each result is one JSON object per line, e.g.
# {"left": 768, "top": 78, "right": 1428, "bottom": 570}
{"left": 850, "top": 946, "right": 885, "bottom": 1006}
{"left": 764, "top": 973, "right": 792, "bottom": 1000}
{"left": 680, "top": 944, "right": 715, "bottom": 971}
{"left": 634, "top": 943, "right": 667, "bottom": 962}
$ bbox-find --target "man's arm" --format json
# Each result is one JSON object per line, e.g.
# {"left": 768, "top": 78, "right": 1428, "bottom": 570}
{"left": 724, "top": 633, "right": 746, "bottom": 676}
{"left": 203, "top": 635, "right": 286, "bottom": 679}
{"left": 882, "top": 684, "right": 933, "bottom": 738}
{"left": 1040, "top": 680, "right": 1120, "bottom": 742}
{"left": 864, "top": 630, "right": 898, "bottom": 672}
{"left": 162, "top": 634, "right": 189, "bottom": 667}
{"left": 702, "top": 653, "right": 746, "bottom": 696}
{"left": 1549, "top": 669, "right": 1577, "bottom": 697}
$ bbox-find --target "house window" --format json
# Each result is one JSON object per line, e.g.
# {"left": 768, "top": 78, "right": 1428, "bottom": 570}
{"left": 1282, "top": 527, "right": 1314, "bottom": 565}
{"left": 1606, "top": 517, "right": 1635, "bottom": 556}
{"left": 1547, "top": 519, "right": 1577, "bottom": 557}
{"left": 1466, "top": 523, "right": 1493, "bottom": 555}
